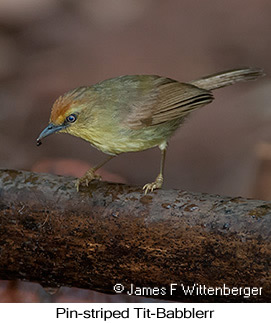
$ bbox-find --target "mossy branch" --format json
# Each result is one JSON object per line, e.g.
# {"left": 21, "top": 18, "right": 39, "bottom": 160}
{"left": 0, "top": 169, "right": 271, "bottom": 302}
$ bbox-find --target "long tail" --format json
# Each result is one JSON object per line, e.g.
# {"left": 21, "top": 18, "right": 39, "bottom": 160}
{"left": 189, "top": 67, "right": 264, "bottom": 91}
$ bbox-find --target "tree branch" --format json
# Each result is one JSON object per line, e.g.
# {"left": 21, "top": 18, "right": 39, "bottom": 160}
{"left": 0, "top": 169, "right": 271, "bottom": 302}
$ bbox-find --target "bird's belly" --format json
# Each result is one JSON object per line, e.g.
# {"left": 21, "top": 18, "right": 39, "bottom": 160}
{"left": 72, "top": 119, "right": 181, "bottom": 155}
{"left": 90, "top": 134, "right": 162, "bottom": 155}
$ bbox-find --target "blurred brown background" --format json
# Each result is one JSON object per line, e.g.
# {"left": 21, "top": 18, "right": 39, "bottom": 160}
{"left": 0, "top": 0, "right": 270, "bottom": 302}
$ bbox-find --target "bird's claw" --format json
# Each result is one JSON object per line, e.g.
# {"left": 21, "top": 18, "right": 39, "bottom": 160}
{"left": 143, "top": 182, "right": 159, "bottom": 194}
{"left": 143, "top": 175, "right": 163, "bottom": 194}
{"left": 75, "top": 169, "right": 102, "bottom": 192}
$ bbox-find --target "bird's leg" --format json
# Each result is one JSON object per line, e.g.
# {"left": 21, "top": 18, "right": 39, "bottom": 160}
{"left": 143, "top": 146, "right": 167, "bottom": 194}
{"left": 76, "top": 155, "right": 115, "bottom": 191}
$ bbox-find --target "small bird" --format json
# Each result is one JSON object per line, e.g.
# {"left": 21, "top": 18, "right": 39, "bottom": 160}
{"left": 37, "top": 68, "right": 264, "bottom": 193}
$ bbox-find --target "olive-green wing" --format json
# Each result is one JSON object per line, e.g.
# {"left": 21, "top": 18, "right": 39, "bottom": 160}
{"left": 124, "top": 77, "right": 213, "bottom": 129}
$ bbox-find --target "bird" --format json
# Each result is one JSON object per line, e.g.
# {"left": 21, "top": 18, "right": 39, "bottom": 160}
{"left": 37, "top": 67, "right": 264, "bottom": 193}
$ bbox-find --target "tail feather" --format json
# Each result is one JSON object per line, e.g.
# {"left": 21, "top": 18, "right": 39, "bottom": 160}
{"left": 189, "top": 67, "right": 264, "bottom": 91}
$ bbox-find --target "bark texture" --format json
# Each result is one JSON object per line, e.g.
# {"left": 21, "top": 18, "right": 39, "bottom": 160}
{"left": 0, "top": 169, "right": 270, "bottom": 302}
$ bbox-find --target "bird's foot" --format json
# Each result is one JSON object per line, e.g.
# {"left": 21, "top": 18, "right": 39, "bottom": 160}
{"left": 143, "top": 174, "right": 163, "bottom": 194}
{"left": 76, "top": 168, "right": 102, "bottom": 191}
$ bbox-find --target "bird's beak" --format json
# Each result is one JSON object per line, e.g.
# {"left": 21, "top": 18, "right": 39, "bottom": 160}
{"left": 36, "top": 123, "right": 66, "bottom": 145}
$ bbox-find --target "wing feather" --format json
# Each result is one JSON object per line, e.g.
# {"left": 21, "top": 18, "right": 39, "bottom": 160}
{"left": 125, "top": 78, "right": 213, "bottom": 129}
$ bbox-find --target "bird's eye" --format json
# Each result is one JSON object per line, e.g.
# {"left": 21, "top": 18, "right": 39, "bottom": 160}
{"left": 66, "top": 114, "right": 77, "bottom": 123}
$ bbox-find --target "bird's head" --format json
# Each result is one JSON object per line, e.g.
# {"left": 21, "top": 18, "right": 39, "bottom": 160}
{"left": 37, "top": 87, "right": 91, "bottom": 145}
